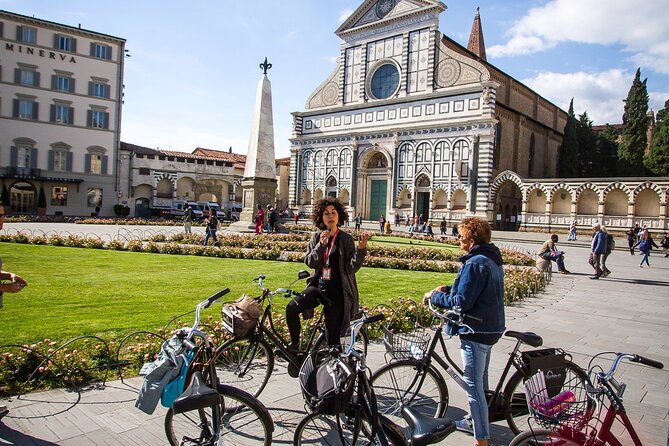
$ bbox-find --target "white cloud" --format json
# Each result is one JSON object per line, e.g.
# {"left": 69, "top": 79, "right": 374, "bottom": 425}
{"left": 338, "top": 8, "right": 354, "bottom": 24}
{"left": 489, "top": 0, "right": 669, "bottom": 74}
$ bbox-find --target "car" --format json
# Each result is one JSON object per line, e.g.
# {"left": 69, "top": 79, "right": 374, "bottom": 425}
{"left": 227, "top": 204, "right": 242, "bottom": 221}
{"left": 171, "top": 201, "right": 204, "bottom": 220}
{"left": 198, "top": 201, "right": 222, "bottom": 219}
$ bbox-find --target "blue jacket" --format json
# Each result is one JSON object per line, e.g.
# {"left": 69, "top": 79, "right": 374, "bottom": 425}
{"left": 430, "top": 243, "right": 505, "bottom": 339}
{"left": 591, "top": 230, "right": 607, "bottom": 255}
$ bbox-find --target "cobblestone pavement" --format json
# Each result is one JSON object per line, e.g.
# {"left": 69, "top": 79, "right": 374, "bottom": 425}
{"left": 1, "top": 223, "right": 668, "bottom": 445}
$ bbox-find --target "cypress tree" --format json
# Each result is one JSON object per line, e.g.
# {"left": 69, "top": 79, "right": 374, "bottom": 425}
{"left": 644, "top": 99, "right": 669, "bottom": 175}
{"left": 618, "top": 68, "right": 649, "bottom": 175}
{"left": 558, "top": 99, "right": 579, "bottom": 177}
{"left": 597, "top": 125, "right": 619, "bottom": 177}
{"left": 576, "top": 112, "right": 598, "bottom": 176}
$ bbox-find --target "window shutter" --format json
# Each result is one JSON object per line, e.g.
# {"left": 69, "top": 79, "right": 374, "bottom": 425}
{"left": 87, "top": 110, "right": 92, "bottom": 127}
{"left": 90, "top": 42, "right": 95, "bottom": 56}
{"left": 106, "top": 45, "right": 112, "bottom": 60}
{"left": 85, "top": 154, "right": 91, "bottom": 173}
{"left": 34, "top": 71, "right": 40, "bottom": 87}
{"left": 69, "top": 107, "right": 74, "bottom": 124}
{"left": 101, "top": 155, "right": 109, "bottom": 174}
{"left": 33, "top": 102, "right": 39, "bottom": 120}
{"left": 104, "top": 112, "right": 110, "bottom": 129}
{"left": 12, "top": 99, "right": 19, "bottom": 118}
{"left": 88, "top": 81, "right": 94, "bottom": 96}
{"left": 71, "top": 38, "right": 77, "bottom": 53}
{"left": 53, "top": 34, "right": 59, "bottom": 49}
{"left": 30, "top": 148, "right": 38, "bottom": 169}
{"left": 0, "top": 22, "right": 4, "bottom": 38}
{"left": 66, "top": 152, "right": 73, "bottom": 172}
{"left": 105, "top": 84, "right": 111, "bottom": 99}
{"left": 50, "top": 104, "right": 56, "bottom": 122}
{"left": 48, "top": 150, "right": 54, "bottom": 170}
{"left": 14, "top": 68, "right": 20, "bottom": 84}
{"left": 69, "top": 78, "right": 75, "bottom": 93}
{"left": 51, "top": 75, "right": 57, "bottom": 89}
{"left": 10, "top": 146, "right": 17, "bottom": 166}
{"left": 15, "top": 25, "right": 22, "bottom": 40}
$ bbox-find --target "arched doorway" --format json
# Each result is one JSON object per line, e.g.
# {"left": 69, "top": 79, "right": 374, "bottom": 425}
{"left": 363, "top": 151, "right": 389, "bottom": 221}
{"left": 414, "top": 174, "right": 431, "bottom": 222}
{"left": 326, "top": 176, "right": 338, "bottom": 198}
{"left": 10, "top": 181, "right": 36, "bottom": 213}
{"left": 494, "top": 180, "right": 522, "bottom": 231}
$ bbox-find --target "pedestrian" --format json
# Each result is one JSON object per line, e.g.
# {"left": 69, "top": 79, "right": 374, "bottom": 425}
{"left": 626, "top": 225, "right": 636, "bottom": 255}
{"left": 394, "top": 213, "right": 400, "bottom": 227}
{"left": 423, "top": 217, "right": 505, "bottom": 446}
{"left": 183, "top": 203, "right": 193, "bottom": 234}
{"left": 95, "top": 200, "right": 102, "bottom": 217}
{"left": 538, "top": 234, "right": 570, "bottom": 274}
{"left": 294, "top": 212, "right": 299, "bottom": 225}
{"left": 413, "top": 215, "right": 419, "bottom": 233}
{"left": 452, "top": 224, "right": 459, "bottom": 238}
{"left": 440, "top": 217, "right": 447, "bottom": 235}
{"left": 588, "top": 223, "right": 607, "bottom": 279}
{"left": 203, "top": 208, "right": 220, "bottom": 246}
{"left": 634, "top": 230, "right": 659, "bottom": 267}
{"left": 601, "top": 226, "right": 614, "bottom": 277}
{"left": 418, "top": 214, "right": 424, "bottom": 225}
{"left": 660, "top": 232, "right": 669, "bottom": 258}
{"left": 633, "top": 223, "right": 641, "bottom": 243}
{"left": 354, "top": 213, "right": 362, "bottom": 231}
{"left": 405, "top": 214, "right": 410, "bottom": 227}
{"left": 268, "top": 207, "right": 278, "bottom": 233}
{"left": 254, "top": 204, "right": 264, "bottom": 235}
{"left": 567, "top": 220, "right": 577, "bottom": 241}
{"left": 379, "top": 214, "right": 385, "bottom": 233}
{"left": 285, "top": 197, "right": 368, "bottom": 349}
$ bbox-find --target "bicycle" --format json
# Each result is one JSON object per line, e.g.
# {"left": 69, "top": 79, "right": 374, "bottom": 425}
{"left": 509, "top": 351, "right": 664, "bottom": 446}
{"left": 162, "top": 288, "right": 274, "bottom": 446}
{"left": 214, "top": 271, "right": 370, "bottom": 398}
{"left": 371, "top": 301, "right": 591, "bottom": 435}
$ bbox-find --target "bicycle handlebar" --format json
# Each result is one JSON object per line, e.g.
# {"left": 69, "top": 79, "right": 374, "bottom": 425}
{"left": 203, "top": 288, "right": 230, "bottom": 308}
{"left": 598, "top": 352, "right": 664, "bottom": 381}
{"left": 630, "top": 354, "right": 664, "bottom": 369}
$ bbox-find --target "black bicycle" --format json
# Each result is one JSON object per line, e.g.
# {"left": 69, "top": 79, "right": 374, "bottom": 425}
{"left": 214, "top": 271, "right": 369, "bottom": 398}
{"left": 372, "top": 301, "right": 591, "bottom": 435}
{"left": 162, "top": 289, "right": 274, "bottom": 446}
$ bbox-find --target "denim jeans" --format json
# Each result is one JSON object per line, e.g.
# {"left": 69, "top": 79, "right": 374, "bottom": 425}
{"left": 460, "top": 339, "right": 493, "bottom": 440}
{"left": 540, "top": 251, "right": 566, "bottom": 272}
{"left": 640, "top": 251, "right": 650, "bottom": 266}
{"left": 203, "top": 229, "right": 217, "bottom": 246}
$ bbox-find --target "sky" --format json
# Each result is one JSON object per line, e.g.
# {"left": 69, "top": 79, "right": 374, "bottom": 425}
{"left": 2, "top": 0, "right": 668, "bottom": 158}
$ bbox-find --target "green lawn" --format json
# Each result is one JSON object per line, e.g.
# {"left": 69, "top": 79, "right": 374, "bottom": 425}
{"left": 0, "top": 243, "right": 455, "bottom": 345}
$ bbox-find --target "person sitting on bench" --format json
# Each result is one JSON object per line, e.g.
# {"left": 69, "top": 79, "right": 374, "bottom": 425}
{"left": 538, "top": 234, "right": 570, "bottom": 274}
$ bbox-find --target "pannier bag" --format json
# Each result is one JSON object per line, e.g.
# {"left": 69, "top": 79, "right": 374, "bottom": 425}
{"left": 299, "top": 352, "right": 355, "bottom": 415}
{"left": 222, "top": 294, "right": 262, "bottom": 337}
{"left": 521, "top": 348, "right": 567, "bottom": 397}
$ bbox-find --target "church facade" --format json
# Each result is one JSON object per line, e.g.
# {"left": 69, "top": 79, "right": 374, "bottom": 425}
{"left": 289, "top": 0, "right": 568, "bottom": 227}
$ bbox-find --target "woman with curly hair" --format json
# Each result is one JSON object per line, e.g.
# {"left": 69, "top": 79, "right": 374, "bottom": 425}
{"left": 285, "top": 197, "right": 369, "bottom": 348}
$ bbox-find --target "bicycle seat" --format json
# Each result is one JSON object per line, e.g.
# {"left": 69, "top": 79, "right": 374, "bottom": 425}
{"left": 172, "top": 371, "right": 221, "bottom": 414}
{"left": 505, "top": 330, "right": 543, "bottom": 347}
{"left": 401, "top": 407, "right": 456, "bottom": 446}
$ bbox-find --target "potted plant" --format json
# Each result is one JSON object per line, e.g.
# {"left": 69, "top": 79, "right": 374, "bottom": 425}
{"left": 113, "top": 204, "right": 131, "bottom": 217}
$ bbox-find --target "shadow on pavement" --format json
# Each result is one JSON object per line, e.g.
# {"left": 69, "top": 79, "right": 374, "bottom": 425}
{"left": 0, "top": 422, "right": 60, "bottom": 445}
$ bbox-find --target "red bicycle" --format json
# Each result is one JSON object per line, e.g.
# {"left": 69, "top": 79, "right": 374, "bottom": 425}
{"left": 509, "top": 351, "right": 664, "bottom": 446}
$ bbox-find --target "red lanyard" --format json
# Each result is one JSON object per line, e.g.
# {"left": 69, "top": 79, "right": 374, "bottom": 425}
{"left": 323, "top": 230, "right": 339, "bottom": 267}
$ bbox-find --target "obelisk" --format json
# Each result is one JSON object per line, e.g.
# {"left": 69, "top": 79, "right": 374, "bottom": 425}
{"left": 233, "top": 58, "right": 278, "bottom": 231}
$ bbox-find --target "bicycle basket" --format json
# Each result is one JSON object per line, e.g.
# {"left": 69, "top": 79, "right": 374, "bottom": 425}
{"left": 523, "top": 371, "right": 590, "bottom": 430}
{"left": 521, "top": 348, "right": 567, "bottom": 397}
{"left": 382, "top": 327, "right": 430, "bottom": 361}
{"left": 222, "top": 296, "right": 259, "bottom": 337}
{"left": 299, "top": 349, "right": 355, "bottom": 416}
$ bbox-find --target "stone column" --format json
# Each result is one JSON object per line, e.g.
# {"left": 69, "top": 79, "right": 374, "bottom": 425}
{"left": 350, "top": 141, "right": 359, "bottom": 211}
{"left": 521, "top": 199, "right": 528, "bottom": 231}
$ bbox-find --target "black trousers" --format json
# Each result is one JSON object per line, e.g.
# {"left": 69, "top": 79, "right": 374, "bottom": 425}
{"left": 286, "top": 286, "right": 344, "bottom": 347}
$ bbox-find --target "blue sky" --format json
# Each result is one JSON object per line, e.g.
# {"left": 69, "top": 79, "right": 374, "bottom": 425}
{"left": 3, "top": 0, "right": 668, "bottom": 158}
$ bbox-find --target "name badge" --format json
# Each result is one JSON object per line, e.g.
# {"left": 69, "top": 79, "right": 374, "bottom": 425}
{"left": 322, "top": 267, "right": 332, "bottom": 280}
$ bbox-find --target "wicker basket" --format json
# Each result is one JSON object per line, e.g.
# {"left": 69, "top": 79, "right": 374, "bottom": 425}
{"left": 382, "top": 327, "right": 430, "bottom": 361}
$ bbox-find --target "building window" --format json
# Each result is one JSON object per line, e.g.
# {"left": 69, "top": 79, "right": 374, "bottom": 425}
{"left": 14, "top": 98, "right": 38, "bottom": 120}
{"left": 56, "top": 35, "right": 76, "bottom": 52}
{"left": 88, "top": 110, "right": 109, "bottom": 129}
{"left": 53, "top": 75, "right": 74, "bottom": 92}
{"left": 16, "top": 145, "right": 31, "bottom": 168}
{"left": 51, "top": 104, "right": 73, "bottom": 124}
{"left": 86, "top": 149, "right": 108, "bottom": 175}
{"left": 16, "top": 26, "right": 36, "bottom": 44}
{"left": 369, "top": 63, "right": 400, "bottom": 100}
{"left": 90, "top": 154, "right": 102, "bottom": 174}
{"left": 90, "top": 82, "right": 110, "bottom": 98}
{"left": 87, "top": 188, "right": 103, "bottom": 207}
{"left": 53, "top": 150, "right": 68, "bottom": 171}
{"left": 138, "top": 167, "right": 150, "bottom": 175}
{"left": 91, "top": 43, "right": 111, "bottom": 60}
{"left": 51, "top": 186, "right": 68, "bottom": 206}
{"left": 15, "top": 68, "right": 39, "bottom": 87}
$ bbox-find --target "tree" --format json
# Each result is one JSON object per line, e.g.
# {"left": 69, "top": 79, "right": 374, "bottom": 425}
{"left": 644, "top": 99, "right": 669, "bottom": 175}
{"left": 576, "top": 112, "right": 598, "bottom": 176}
{"left": 618, "top": 68, "right": 649, "bottom": 176}
{"left": 558, "top": 99, "right": 579, "bottom": 177}
{"left": 597, "top": 125, "right": 619, "bottom": 177}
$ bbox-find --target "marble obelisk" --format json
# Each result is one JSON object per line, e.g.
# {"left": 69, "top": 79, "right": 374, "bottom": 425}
{"left": 233, "top": 58, "right": 278, "bottom": 230}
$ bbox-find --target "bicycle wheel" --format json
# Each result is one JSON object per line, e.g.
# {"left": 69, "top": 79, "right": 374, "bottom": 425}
{"left": 313, "top": 326, "right": 369, "bottom": 356}
{"left": 293, "top": 411, "right": 406, "bottom": 445}
{"left": 371, "top": 359, "right": 448, "bottom": 431}
{"left": 509, "top": 429, "right": 579, "bottom": 446}
{"left": 165, "top": 384, "right": 273, "bottom": 446}
{"left": 504, "top": 360, "right": 591, "bottom": 435}
{"left": 214, "top": 336, "right": 273, "bottom": 398}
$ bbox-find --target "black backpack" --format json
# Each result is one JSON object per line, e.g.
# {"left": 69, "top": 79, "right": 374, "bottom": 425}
{"left": 606, "top": 234, "right": 615, "bottom": 254}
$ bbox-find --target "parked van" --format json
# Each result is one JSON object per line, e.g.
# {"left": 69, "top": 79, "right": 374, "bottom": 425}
{"left": 171, "top": 201, "right": 203, "bottom": 220}
{"left": 198, "top": 201, "right": 221, "bottom": 219}
{"left": 227, "top": 204, "right": 242, "bottom": 221}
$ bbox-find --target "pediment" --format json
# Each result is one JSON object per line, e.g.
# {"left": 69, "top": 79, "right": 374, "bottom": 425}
{"left": 336, "top": 0, "right": 446, "bottom": 37}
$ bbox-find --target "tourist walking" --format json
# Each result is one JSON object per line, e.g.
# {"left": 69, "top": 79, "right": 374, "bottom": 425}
{"left": 203, "top": 208, "right": 220, "bottom": 246}
{"left": 660, "top": 232, "right": 669, "bottom": 257}
{"left": 567, "top": 220, "right": 577, "bottom": 241}
{"left": 452, "top": 224, "right": 459, "bottom": 238}
{"left": 601, "top": 226, "right": 614, "bottom": 277}
{"left": 394, "top": 213, "right": 400, "bottom": 227}
{"left": 423, "top": 217, "right": 505, "bottom": 446}
{"left": 378, "top": 214, "right": 386, "bottom": 233}
{"left": 354, "top": 214, "right": 362, "bottom": 231}
{"left": 286, "top": 197, "right": 368, "bottom": 348}
{"left": 440, "top": 217, "right": 447, "bottom": 235}
{"left": 589, "top": 222, "right": 608, "bottom": 279}
{"left": 254, "top": 204, "right": 264, "bottom": 235}
{"left": 538, "top": 234, "right": 570, "bottom": 274}
{"left": 268, "top": 207, "right": 278, "bottom": 233}
{"left": 626, "top": 225, "right": 636, "bottom": 255}
{"left": 183, "top": 203, "right": 193, "bottom": 234}
{"left": 634, "top": 231, "right": 659, "bottom": 267}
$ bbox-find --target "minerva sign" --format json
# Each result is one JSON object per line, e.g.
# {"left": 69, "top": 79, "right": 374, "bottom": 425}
{"left": 4, "top": 43, "right": 77, "bottom": 63}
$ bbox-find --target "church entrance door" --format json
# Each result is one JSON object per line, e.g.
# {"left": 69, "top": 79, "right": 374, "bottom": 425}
{"left": 416, "top": 192, "right": 430, "bottom": 223}
{"left": 369, "top": 180, "right": 387, "bottom": 221}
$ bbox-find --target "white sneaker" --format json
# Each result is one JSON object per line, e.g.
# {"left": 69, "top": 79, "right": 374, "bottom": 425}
{"left": 454, "top": 416, "right": 474, "bottom": 435}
